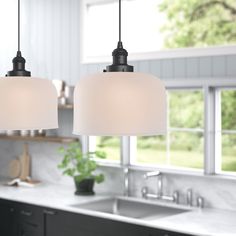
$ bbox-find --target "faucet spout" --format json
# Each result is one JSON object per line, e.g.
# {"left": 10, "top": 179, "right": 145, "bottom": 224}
{"left": 143, "top": 171, "right": 161, "bottom": 179}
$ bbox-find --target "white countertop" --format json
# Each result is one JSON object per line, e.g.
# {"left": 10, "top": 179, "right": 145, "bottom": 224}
{"left": 0, "top": 182, "right": 235, "bottom": 236}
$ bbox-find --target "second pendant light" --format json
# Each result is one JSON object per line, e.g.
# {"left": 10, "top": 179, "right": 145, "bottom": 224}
{"left": 73, "top": 0, "right": 167, "bottom": 136}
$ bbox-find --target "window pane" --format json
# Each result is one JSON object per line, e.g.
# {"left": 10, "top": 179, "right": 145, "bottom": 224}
{"left": 84, "top": 0, "right": 166, "bottom": 59}
{"left": 83, "top": 0, "right": 236, "bottom": 60}
{"left": 221, "top": 90, "right": 236, "bottom": 172}
{"left": 169, "top": 90, "right": 204, "bottom": 128}
{"left": 136, "top": 136, "right": 167, "bottom": 165}
{"left": 170, "top": 131, "right": 204, "bottom": 169}
{"left": 221, "top": 90, "right": 236, "bottom": 130}
{"left": 222, "top": 134, "right": 236, "bottom": 172}
{"left": 96, "top": 137, "right": 120, "bottom": 161}
{"left": 135, "top": 89, "right": 204, "bottom": 170}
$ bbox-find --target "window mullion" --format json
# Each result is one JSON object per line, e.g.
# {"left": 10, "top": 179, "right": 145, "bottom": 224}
{"left": 82, "top": 135, "right": 90, "bottom": 154}
{"left": 121, "top": 136, "right": 132, "bottom": 166}
{"left": 215, "top": 89, "right": 222, "bottom": 173}
{"left": 167, "top": 91, "right": 170, "bottom": 165}
{"left": 204, "top": 86, "right": 216, "bottom": 174}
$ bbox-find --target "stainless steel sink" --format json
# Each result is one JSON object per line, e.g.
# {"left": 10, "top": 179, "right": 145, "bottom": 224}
{"left": 71, "top": 197, "right": 190, "bottom": 220}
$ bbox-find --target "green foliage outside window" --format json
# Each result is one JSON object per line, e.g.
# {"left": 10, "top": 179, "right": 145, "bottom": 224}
{"left": 159, "top": 0, "right": 236, "bottom": 48}
{"left": 222, "top": 90, "right": 236, "bottom": 130}
{"left": 96, "top": 137, "right": 120, "bottom": 161}
{"left": 95, "top": 90, "right": 236, "bottom": 172}
{"left": 137, "top": 91, "right": 204, "bottom": 169}
{"left": 221, "top": 90, "right": 236, "bottom": 172}
{"left": 169, "top": 91, "right": 204, "bottom": 128}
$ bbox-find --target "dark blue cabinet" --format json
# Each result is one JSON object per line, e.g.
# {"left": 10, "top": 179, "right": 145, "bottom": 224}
{"left": 17, "top": 203, "right": 44, "bottom": 236}
{"left": 0, "top": 199, "right": 43, "bottom": 236}
{"left": 0, "top": 198, "right": 192, "bottom": 236}
{"left": 44, "top": 208, "right": 191, "bottom": 236}
{"left": 0, "top": 200, "right": 16, "bottom": 236}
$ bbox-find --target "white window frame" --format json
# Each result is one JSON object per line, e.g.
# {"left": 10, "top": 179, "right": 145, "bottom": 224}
{"left": 84, "top": 78, "right": 236, "bottom": 178}
{"left": 164, "top": 79, "right": 236, "bottom": 177}
{"left": 129, "top": 86, "right": 205, "bottom": 173}
{"left": 80, "top": 0, "right": 236, "bottom": 64}
{"left": 130, "top": 88, "right": 205, "bottom": 171}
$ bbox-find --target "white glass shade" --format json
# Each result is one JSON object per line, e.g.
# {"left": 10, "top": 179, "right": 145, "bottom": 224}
{"left": 73, "top": 72, "right": 167, "bottom": 136}
{"left": 0, "top": 77, "right": 58, "bottom": 130}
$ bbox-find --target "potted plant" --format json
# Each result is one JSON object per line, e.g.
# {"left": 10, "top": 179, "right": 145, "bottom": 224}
{"left": 58, "top": 142, "right": 106, "bottom": 195}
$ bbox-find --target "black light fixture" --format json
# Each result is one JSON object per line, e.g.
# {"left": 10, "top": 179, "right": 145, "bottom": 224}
{"left": 104, "top": 0, "right": 133, "bottom": 73}
{"left": 73, "top": 0, "right": 167, "bottom": 136}
{"left": 0, "top": 0, "right": 58, "bottom": 131}
{"left": 7, "top": 0, "right": 30, "bottom": 77}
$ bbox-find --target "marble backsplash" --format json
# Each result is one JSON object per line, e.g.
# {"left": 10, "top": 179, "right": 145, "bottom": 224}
{"left": 0, "top": 139, "right": 236, "bottom": 211}
{"left": 0, "top": 140, "right": 124, "bottom": 195}
{"left": 129, "top": 169, "right": 236, "bottom": 211}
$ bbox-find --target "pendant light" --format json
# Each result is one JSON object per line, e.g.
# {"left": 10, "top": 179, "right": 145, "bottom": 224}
{"left": 0, "top": 0, "right": 58, "bottom": 130}
{"left": 73, "top": 0, "right": 166, "bottom": 136}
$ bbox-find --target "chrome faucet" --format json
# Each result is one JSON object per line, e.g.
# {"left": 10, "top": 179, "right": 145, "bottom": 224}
{"left": 143, "top": 171, "right": 162, "bottom": 198}
{"left": 141, "top": 171, "right": 179, "bottom": 204}
{"left": 197, "top": 196, "right": 204, "bottom": 208}
{"left": 186, "top": 189, "right": 193, "bottom": 207}
{"left": 144, "top": 171, "right": 161, "bottom": 179}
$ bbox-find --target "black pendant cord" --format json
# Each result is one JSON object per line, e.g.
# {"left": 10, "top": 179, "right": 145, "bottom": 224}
{"left": 105, "top": 0, "right": 133, "bottom": 72}
{"left": 18, "top": 0, "right": 20, "bottom": 52}
{"left": 119, "top": 0, "right": 121, "bottom": 43}
{"left": 6, "top": 0, "right": 31, "bottom": 77}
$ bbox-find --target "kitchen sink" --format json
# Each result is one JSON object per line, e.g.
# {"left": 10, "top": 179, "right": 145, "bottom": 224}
{"left": 71, "top": 197, "right": 190, "bottom": 220}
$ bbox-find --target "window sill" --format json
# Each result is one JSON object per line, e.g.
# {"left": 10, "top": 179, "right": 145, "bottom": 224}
{"left": 128, "top": 164, "right": 204, "bottom": 176}
{"left": 97, "top": 161, "right": 122, "bottom": 169}
{"left": 96, "top": 161, "right": 236, "bottom": 181}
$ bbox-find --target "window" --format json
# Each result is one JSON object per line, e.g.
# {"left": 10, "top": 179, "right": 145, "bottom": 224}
{"left": 132, "top": 89, "right": 204, "bottom": 170}
{"left": 218, "top": 89, "right": 236, "bottom": 172}
{"left": 82, "top": 0, "right": 166, "bottom": 61}
{"left": 87, "top": 80, "right": 236, "bottom": 177}
{"left": 89, "top": 136, "right": 121, "bottom": 162}
{"left": 81, "top": 0, "right": 236, "bottom": 62}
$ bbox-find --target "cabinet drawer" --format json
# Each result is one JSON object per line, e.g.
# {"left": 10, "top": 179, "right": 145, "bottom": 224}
{"left": 16, "top": 202, "right": 43, "bottom": 226}
{"left": 18, "top": 221, "right": 42, "bottom": 236}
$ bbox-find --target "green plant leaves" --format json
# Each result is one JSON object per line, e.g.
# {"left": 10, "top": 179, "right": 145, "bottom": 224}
{"left": 74, "top": 175, "right": 86, "bottom": 183}
{"left": 94, "top": 174, "right": 105, "bottom": 184}
{"left": 57, "top": 142, "right": 106, "bottom": 184}
{"left": 63, "top": 168, "right": 76, "bottom": 177}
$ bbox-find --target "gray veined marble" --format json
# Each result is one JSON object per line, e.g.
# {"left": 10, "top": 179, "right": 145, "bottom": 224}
{"left": 0, "top": 184, "right": 236, "bottom": 236}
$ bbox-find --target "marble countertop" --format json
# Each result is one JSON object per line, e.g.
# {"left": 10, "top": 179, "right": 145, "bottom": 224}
{"left": 0, "top": 183, "right": 235, "bottom": 236}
